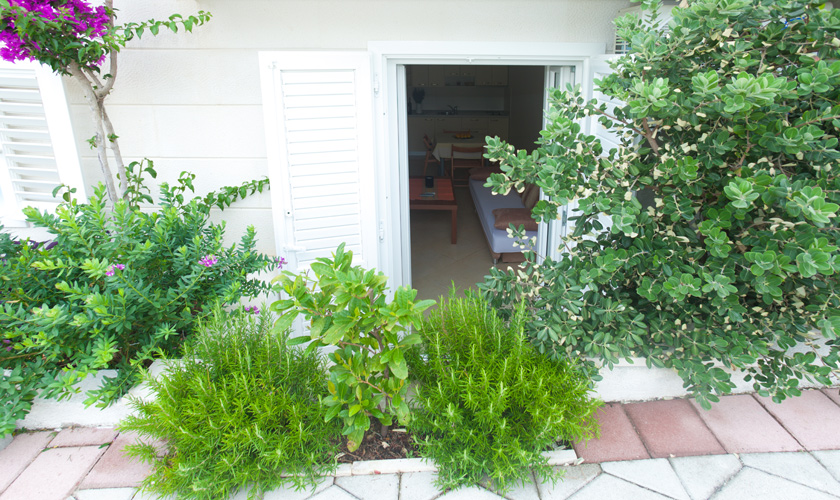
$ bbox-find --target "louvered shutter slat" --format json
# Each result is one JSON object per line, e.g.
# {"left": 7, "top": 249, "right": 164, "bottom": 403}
{"left": 0, "top": 61, "right": 83, "bottom": 225}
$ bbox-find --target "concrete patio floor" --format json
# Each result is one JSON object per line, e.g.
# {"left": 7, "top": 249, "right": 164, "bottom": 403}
{"left": 1, "top": 388, "right": 839, "bottom": 500}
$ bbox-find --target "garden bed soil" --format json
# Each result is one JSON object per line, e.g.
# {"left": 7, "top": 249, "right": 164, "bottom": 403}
{"left": 335, "top": 428, "right": 417, "bottom": 464}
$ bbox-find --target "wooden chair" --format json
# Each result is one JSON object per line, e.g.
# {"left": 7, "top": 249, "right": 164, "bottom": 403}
{"left": 450, "top": 144, "right": 485, "bottom": 187}
{"left": 422, "top": 134, "right": 439, "bottom": 176}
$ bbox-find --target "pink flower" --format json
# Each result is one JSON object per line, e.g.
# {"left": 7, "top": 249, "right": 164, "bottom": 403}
{"left": 243, "top": 306, "right": 260, "bottom": 315}
{"left": 105, "top": 263, "right": 124, "bottom": 276}
{"left": 200, "top": 255, "right": 218, "bottom": 267}
{"left": 274, "top": 256, "right": 287, "bottom": 270}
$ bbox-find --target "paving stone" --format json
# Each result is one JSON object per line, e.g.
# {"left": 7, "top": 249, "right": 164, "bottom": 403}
{"left": 624, "top": 399, "right": 726, "bottom": 458}
{"left": 50, "top": 428, "right": 118, "bottom": 448}
{"left": 537, "top": 464, "right": 601, "bottom": 499}
{"left": 669, "top": 454, "right": 742, "bottom": 500}
{"left": 740, "top": 452, "right": 840, "bottom": 495}
{"left": 436, "top": 485, "right": 505, "bottom": 499}
{"left": 755, "top": 390, "right": 840, "bottom": 451}
{"left": 543, "top": 449, "right": 577, "bottom": 466}
{"left": 0, "top": 435, "right": 11, "bottom": 453}
{"left": 0, "top": 431, "right": 56, "bottom": 492}
{"left": 712, "top": 467, "right": 837, "bottom": 500}
{"left": 822, "top": 387, "right": 840, "bottom": 408}
{"left": 335, "top": 474, "right": 399, "bottom": 500}
{"left": 573, "top": 404, "right": 649, "bottom": 463}
{"left": 399, "top": 471, "right": 442, "bottom": 500}
{"left": 690, "top": 394, "right": 802, "bottom": 454}
{"left": 813, "top": 450, "right": 840, "bottom": 484}
{"left": 482, "top": 471, "right": 539, "bottom": 500}
{"left": 309, "top": 485, "right": 361, "bottom": 500}
{"left": 351, "top": 458, "right": 435, "bottom": 475}
{"left": 601, "top": 458, "right": 690, "bottom": 500}
{"left": 79, "top": 432, "right": 155, "bottom": 489}
{"left": 75, "top": 487, "right": 137, "bottom": 500}
{"left": 0, "top": 446, "right": 105, "bottom": 500}
{"left": 263, "top": 476, "right": 333, "bottom": 500}
{"left": 559, "top": 474, "right": 671, "bottom": 500}
{"left": 332, "top": 464, "right": 353, "bottom": 478}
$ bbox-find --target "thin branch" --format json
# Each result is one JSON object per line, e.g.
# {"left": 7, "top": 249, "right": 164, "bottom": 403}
{"left": 68, "top": 61, "right": 118, "bottom": 203}
{"left": 100, "top": 0, "right": 118, "bottom": 96}
{"left": 101, "top": 107, "right": 127, "bottom": 196}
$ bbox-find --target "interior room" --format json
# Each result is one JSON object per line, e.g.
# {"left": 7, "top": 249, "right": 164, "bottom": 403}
{"left": 406, "top": 64, "right": 545, "bottom": 301}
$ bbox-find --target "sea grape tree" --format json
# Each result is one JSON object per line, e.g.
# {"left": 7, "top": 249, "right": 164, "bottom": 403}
{"left": 480, "top": 0, "right": 840, "bottom": 407}
{"left": 0, "top": 0, "right": 211, "bottom": 202}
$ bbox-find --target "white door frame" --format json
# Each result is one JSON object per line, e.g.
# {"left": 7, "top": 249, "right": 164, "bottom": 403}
{"left": 367, "top": 42, "right": 605, "bottom": 291}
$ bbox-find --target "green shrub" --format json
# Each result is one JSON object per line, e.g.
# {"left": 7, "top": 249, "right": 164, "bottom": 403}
{"left": 272, "top": 243, "right": 434, "bottom": 451}
{"left": 480, "top": 0, "right": 840, "bottom": 407}
{"left": 406, "top": 294, "right": 600, "bottom": 493}
{"left": 0, "top": 163, "right": 274, "bottom": 436}
{"left": 119, "top": 306, "right": 340, "bottom": 500}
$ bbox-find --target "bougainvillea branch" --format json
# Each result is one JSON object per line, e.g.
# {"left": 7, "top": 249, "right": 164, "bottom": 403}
{"left": 0, "top": 0, "right": 211, "bottom": 203}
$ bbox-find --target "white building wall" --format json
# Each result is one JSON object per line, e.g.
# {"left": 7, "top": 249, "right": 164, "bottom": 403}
{"left": 62, "top": 0, "right": 631, "bottom": 256}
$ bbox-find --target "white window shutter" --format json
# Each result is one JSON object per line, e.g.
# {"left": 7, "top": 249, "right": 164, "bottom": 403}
{"left": 259, "top": 52, "right": 378, "bottom": 272}
{"left": 0, "top": 60, "right": 84, "bottom": 227}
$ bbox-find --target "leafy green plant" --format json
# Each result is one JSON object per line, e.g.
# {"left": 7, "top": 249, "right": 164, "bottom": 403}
{"left": 119, "top": 306, "right": 340, "bottom": 500}
{"left": 406, "top": 293, "right": 600, "bottom": 493}
{"left": 0, "top": 165, "right": 274, "bottom": 436}
{"left": 480, "top": 0, "right": 840, "bottom": 407}
{"left": 271, "top": 243, "right": 434, "bottom": 451}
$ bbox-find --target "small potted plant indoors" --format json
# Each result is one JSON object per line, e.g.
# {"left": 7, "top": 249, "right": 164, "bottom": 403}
{"left": 412, "top": 87, "right": 426, "bottom": 114}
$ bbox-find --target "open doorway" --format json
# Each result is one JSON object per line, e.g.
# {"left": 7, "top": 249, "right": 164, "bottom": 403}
{"left": 405, "top": 65, "right": 547, "bottom": 301}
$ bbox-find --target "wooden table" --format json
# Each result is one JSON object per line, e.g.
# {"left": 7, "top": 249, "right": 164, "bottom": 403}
{"left": 409, "top": 177, "right": 458, "bottom": 244}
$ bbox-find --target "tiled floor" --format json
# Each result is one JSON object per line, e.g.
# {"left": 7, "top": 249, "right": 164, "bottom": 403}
{"left": 410, "top": 185, "right": 501, "bottom": 301}
{"left": 2, "top": 388, "right": 840, "bottom": 499}
{"left": 407, "top": 155, "right": 515, "bottom": 302}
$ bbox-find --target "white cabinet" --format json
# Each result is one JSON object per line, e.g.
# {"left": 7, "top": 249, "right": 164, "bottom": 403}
{"left": 409, "top": 65, "right": 428, "bottom": 87}
{"left": 408, "top": 116, "right": 437, "bottom": 151}
{"left": 461, "top": 117, "right": 488, "bottom": 138}
{"left": 475, "top": 66, "right": 508, "bottom": 86}
{"left": 487, "top": 117, "right": 509, "bottom": 141}
{"left": 434, "top": 116, "right": 463, "bottom": 140}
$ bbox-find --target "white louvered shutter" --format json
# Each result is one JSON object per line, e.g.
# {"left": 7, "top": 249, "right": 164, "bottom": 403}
{"left": 259, "top": 52, "right": 377, "bottom": 272}
{"left": 0, "top": 60, "right": 84, "bottom": 226}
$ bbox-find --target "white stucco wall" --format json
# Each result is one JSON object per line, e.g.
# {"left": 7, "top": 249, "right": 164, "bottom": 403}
{"left": 63, "top": 0, "right": 631, "bottom": 256}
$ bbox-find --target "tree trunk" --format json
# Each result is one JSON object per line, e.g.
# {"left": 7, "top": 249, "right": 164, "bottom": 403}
{"left": 68, "top": 62, "right": 119, "bottom": 203}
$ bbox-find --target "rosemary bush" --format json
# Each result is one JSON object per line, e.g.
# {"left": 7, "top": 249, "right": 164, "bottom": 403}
{"left": 120, "top": 306, "right": 340, "bottom": 500}
{"left": 406, "top": 294, "right": 601, "bottom": 493}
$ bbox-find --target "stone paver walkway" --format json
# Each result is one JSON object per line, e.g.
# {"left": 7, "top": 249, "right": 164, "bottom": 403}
{"left": 0, "top": 388, "right": 838, "bottom": 500}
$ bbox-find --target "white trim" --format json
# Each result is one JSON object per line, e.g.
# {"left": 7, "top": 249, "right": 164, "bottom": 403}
{"left": 368, "top": 42, "right": 605, "bottom": 289}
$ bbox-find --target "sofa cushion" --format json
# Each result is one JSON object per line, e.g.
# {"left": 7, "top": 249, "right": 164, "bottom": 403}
{"left": 520, "top": 184, "right": 539, "bottom": 210}
{"left": 493, "top": 208, "right": 538, "bottom": 231}
{"left": 469, "top": 166, "right": 502, "bottom": 181}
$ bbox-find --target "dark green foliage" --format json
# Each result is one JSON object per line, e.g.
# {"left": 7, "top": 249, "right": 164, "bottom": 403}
{"left": 0, "top": 165, "right": 273, "bottom": 436}
{"left": 119, "top": 306, "right": 340, "bottom": 500}
{"left": 406, "top": 294, "right": 600, "bottom": 493}
{"left": 480, "top": 0, "right": 840, "bottom": 408}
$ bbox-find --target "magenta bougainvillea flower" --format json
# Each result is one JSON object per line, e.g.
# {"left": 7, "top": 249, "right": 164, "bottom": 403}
{"left": 0, "top": 0, "right": 110, "bottom": 65}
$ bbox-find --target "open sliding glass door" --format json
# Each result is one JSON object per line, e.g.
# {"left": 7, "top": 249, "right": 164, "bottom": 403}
{"left": 537, "top": 65, "right": 578, "bottom": 262}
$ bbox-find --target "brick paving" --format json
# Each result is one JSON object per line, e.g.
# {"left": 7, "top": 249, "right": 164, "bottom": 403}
{"left": 0, "top": 389, "right": 838, "bottom": 499}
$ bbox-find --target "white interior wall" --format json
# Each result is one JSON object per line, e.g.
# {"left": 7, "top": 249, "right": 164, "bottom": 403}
{"left": 62, "top": 0, "right": 631, "bottom": 256}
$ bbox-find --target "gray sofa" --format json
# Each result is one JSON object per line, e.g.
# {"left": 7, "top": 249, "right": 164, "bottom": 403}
{"left": 468, "top": 174, "right": 539, "bottom": 263}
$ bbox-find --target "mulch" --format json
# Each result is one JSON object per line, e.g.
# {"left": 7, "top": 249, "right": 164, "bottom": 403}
{"left": 335, "top": 427, "right": 418, "bottom": 464}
